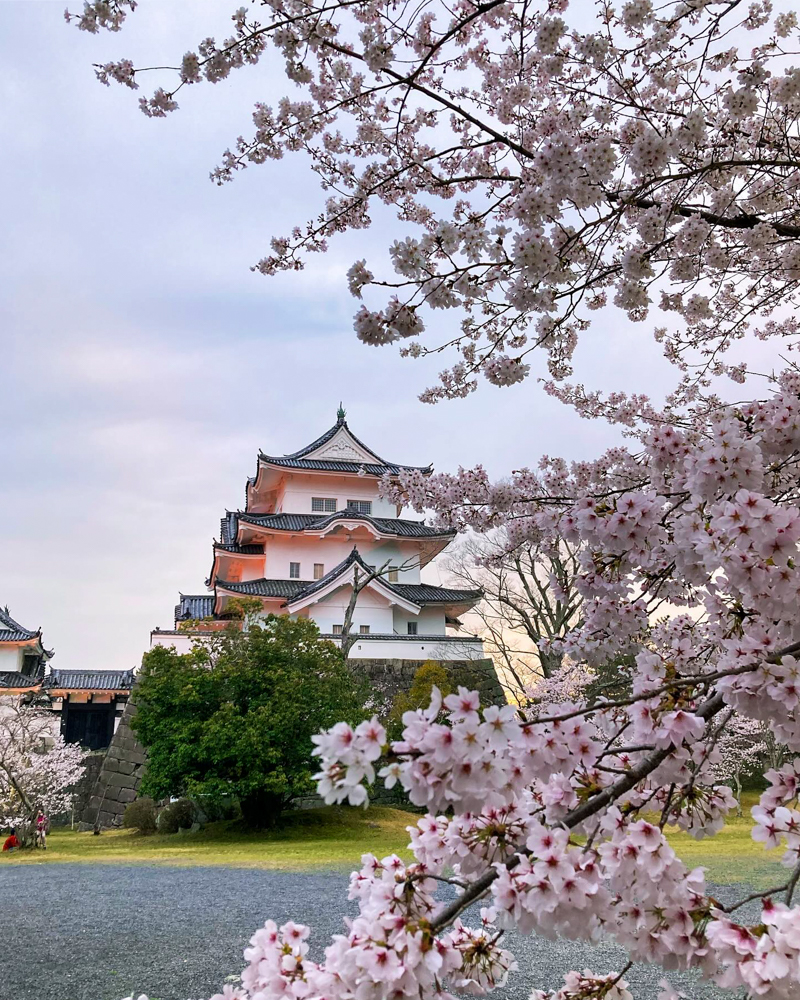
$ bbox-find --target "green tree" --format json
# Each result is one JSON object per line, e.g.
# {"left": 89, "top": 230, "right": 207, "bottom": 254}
{"left": 132, "top": 616, "right": 366, "bottom": 828}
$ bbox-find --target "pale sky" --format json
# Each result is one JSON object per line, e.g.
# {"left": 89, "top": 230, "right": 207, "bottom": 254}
{"left": 0, "top": 1, "right": 721, "bottom": 671}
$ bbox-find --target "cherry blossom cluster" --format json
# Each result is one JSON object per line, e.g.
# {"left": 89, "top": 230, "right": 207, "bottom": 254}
{"left": 708, "top": 901, "right": 800, "bottom": 1000}
{"left": 125, "top": 663, "right": 798, "bottom": 1000}
{"left": 752, "top": 761, "right": 800, "bottom": 870}
{"left": 69, "top": 0, "right": 800, "bottom": 402}
{"left": 311, "top": 718, "right": 386, "bottom": 807}
{"left": 194, "top": 853, "right": 515, "bottom": 1000}
{"left": 532, "top": 969, "right": 633, "bottom": 1000}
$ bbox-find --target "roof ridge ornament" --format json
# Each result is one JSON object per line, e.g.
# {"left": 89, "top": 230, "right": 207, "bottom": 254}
{"left": 337, "top": 402, "right": 346, "bottom": 423}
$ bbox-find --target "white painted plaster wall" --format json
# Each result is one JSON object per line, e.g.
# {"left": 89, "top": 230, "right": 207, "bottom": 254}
{"left": 274, "top": 473, "right": 397, "bottom": 518}
{"left": 150, "top": 633, "right": 197, "bottom": 655}
{"left": 0, "top": 646, "right": 23, "bottom": 672}
{"left": 259, "top": 535, "right": 421, "bottom": 583}
{"left": 341, "top": 638, "right": 486, "bottom": 659}
{"left": 392, "top": 607, "right": 447, "bottom": 635}
{"left": 152, "top": 625, "right": 485, "bottom": 662}
{"left": 311, "top": 587, "right": 395, "bottom": 634}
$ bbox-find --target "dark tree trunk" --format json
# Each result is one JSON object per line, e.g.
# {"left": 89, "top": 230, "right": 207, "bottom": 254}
{"left": 240, "top": 790, "right": 284, "bottom": 829}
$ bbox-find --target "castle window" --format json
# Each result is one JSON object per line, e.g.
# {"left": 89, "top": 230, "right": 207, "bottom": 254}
{"left": 332, "top": 624, "right": 343, "bottom": 634}
{"left": 289, "top": 562, "right": 301, "bottom": 579}
{"left": 359, "top": 625, "right": 371, "bottom": 634}
{"left": 347, "top": 500, "right": 372, "bottom": 515}
{"left": 314, "top": 563, "right": 325, "bottom": 580}
{"left": 21, "top": 653, "right": 40, "bottom": 677}
{"left": 312, "top": 497, "right": 337, "bottom": 512}
{"left": 387, "top": 567, "right": 399, "bottom": 582}
{"left": 407, "top": 622, "right": 418, "bottom": 635}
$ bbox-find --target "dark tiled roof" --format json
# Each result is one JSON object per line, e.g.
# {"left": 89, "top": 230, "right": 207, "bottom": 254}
{"left": 175, "top": 595, "right": 215, "bottom": 621}
{"left": 282, "top": 419, "right": 354, "bottom": 459}
{"left": 0, "top": 606, "right": 37, "bottom": 641}
{"left": 0, "top": 671, "right": 41, "bottom": 689}
{"left": 392, "top": 583, "right": 482, "bottom": 604}
{"left": 44, "top": 669, "right": 135, "bottom": 691}
{"left": 0, "top": 630, "right": 39, "bottom": 643}
{"left": 216, "top": 579, "right": 310, "bottom": 598}
{"left": 220, "top": 515, "right": 235, "bottom": 546}
{"left": 258, "top": 457, "right": 428, "bottom": 475}
{"left": 237, "top": 512, "right": 320, "bottom": 532}
{"left": 287, "top": 547, "right": 369, "bottom": 603}
{"left": 259, "top": 419, "right": 432, "bottom": 477}
{"left": 307, "top": 511, "right": 453, "bottom": 538}
{"left": 233, "top": 510, "right": 452, "bottom": 539}
{"left": 223, "top": 549, "right": 481, "bottom": 609}
{"left": 285, "top": 548, "right": 481, "bottom": 607}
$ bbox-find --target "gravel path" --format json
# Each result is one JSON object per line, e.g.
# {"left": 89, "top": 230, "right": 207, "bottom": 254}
{"left": 0, "top": 864, "right": 756, "bottom": 1000}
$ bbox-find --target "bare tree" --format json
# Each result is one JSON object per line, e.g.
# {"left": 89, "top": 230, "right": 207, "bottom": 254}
{"left": 339, "top": 555, "right": 420, "bottom": 660}
{"left": 443, "top": 531, "right": 582, "bottom": 693}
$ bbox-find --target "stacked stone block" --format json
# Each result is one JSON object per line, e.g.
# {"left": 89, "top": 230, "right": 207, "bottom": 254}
{"left": 81, "top": 699, "right": 147, "bottom": 829}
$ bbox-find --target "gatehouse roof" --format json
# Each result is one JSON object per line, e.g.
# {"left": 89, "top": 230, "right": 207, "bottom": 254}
{"left": 43, "top": 669, "right": 135, "bottom": 692}
{"left": 0, "top": 671, "right": 41, "bottom": 689}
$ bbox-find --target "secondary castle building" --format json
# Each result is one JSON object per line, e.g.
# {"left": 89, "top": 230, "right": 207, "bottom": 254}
{"left": 151, "top": 411, "right": 486, "bottom": 661}
{"left": 0, "top": 606, "right": 134, "bottom": 750}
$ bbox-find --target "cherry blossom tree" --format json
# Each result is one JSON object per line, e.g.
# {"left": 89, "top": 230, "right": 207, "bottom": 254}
{"left": 68, "top": 0, "right": 800, "bottom": 404}
{"left": 65, "top": 3, "right": 800, "bottom": 1000}
{"left": 0, "top": 702, "right": 87, "bottom": 845}
{"left": 709, "top": 712, "right": 769, "bottom": 812}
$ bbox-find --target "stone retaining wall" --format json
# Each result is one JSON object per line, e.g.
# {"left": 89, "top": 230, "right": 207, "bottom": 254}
{"left": 80, "top": 699, "right": 147, "bottom": 829}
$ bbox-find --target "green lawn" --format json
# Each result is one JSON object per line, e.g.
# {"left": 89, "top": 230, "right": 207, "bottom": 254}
{"left": 4, "top": 795, "right": 786, "bottom": 887}
{"left": 664, "top": 794, "right": 785, "bottom": 888}
{"left": 4, "top": 806, "right": 414, "bottom": 870}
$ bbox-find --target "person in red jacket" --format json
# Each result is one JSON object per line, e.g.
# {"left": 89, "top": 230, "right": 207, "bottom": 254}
{"left": 2, "top": 829, "right": 19, "bottom": 852}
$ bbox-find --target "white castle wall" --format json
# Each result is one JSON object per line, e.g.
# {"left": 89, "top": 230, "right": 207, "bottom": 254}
{"left": 271, "top": 473, "right": 397, "bottom": 518}
{"left": 0, "top": 645, "right": 23, "bottom": 672}
{"left": 254, "top": 535, "right": 422, "bottom": 583}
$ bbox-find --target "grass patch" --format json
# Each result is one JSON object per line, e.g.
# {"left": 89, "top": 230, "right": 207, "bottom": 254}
{"left": 664, "top": 793, "right": 785, "bottom": 888}
{"left": 4, "top": 793, "right": 787, "bottom": 887}
{"left": 3, "top": 806, "right": 415, "bottom": 871}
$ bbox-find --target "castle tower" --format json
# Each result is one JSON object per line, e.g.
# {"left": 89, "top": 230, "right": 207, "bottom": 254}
{"left": 151, "top": 412, "right": 486, "bottom": 662}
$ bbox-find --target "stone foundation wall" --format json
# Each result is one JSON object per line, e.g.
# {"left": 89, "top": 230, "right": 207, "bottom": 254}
{"left": 80, "top": 699, "right": 147, "bottom": 829}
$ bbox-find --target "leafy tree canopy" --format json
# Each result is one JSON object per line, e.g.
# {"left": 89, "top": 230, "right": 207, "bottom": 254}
{"left": 133, "top": 615, "right": 366, "bottom": 827}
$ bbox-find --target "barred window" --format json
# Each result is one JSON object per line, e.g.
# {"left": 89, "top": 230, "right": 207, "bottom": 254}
{"left": 359, "top": 625, "right": 371, "bottom": 634}
{"left": 312, "top": 497, "right": 337, "bottom": 512}
{"left": 289, "top": 562, "right": 301, "bottom": 579}
{"left": 314, "top": 563, "right": 325, "bottom": 580}
{"left": 346, "top": 500, "right": 372, "bottom": 515}
{"left": 332, "top": 624, "right": 343, "bottom": 634}
{"left": 407, "top": 622, "right": 418, "bottom": 635}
